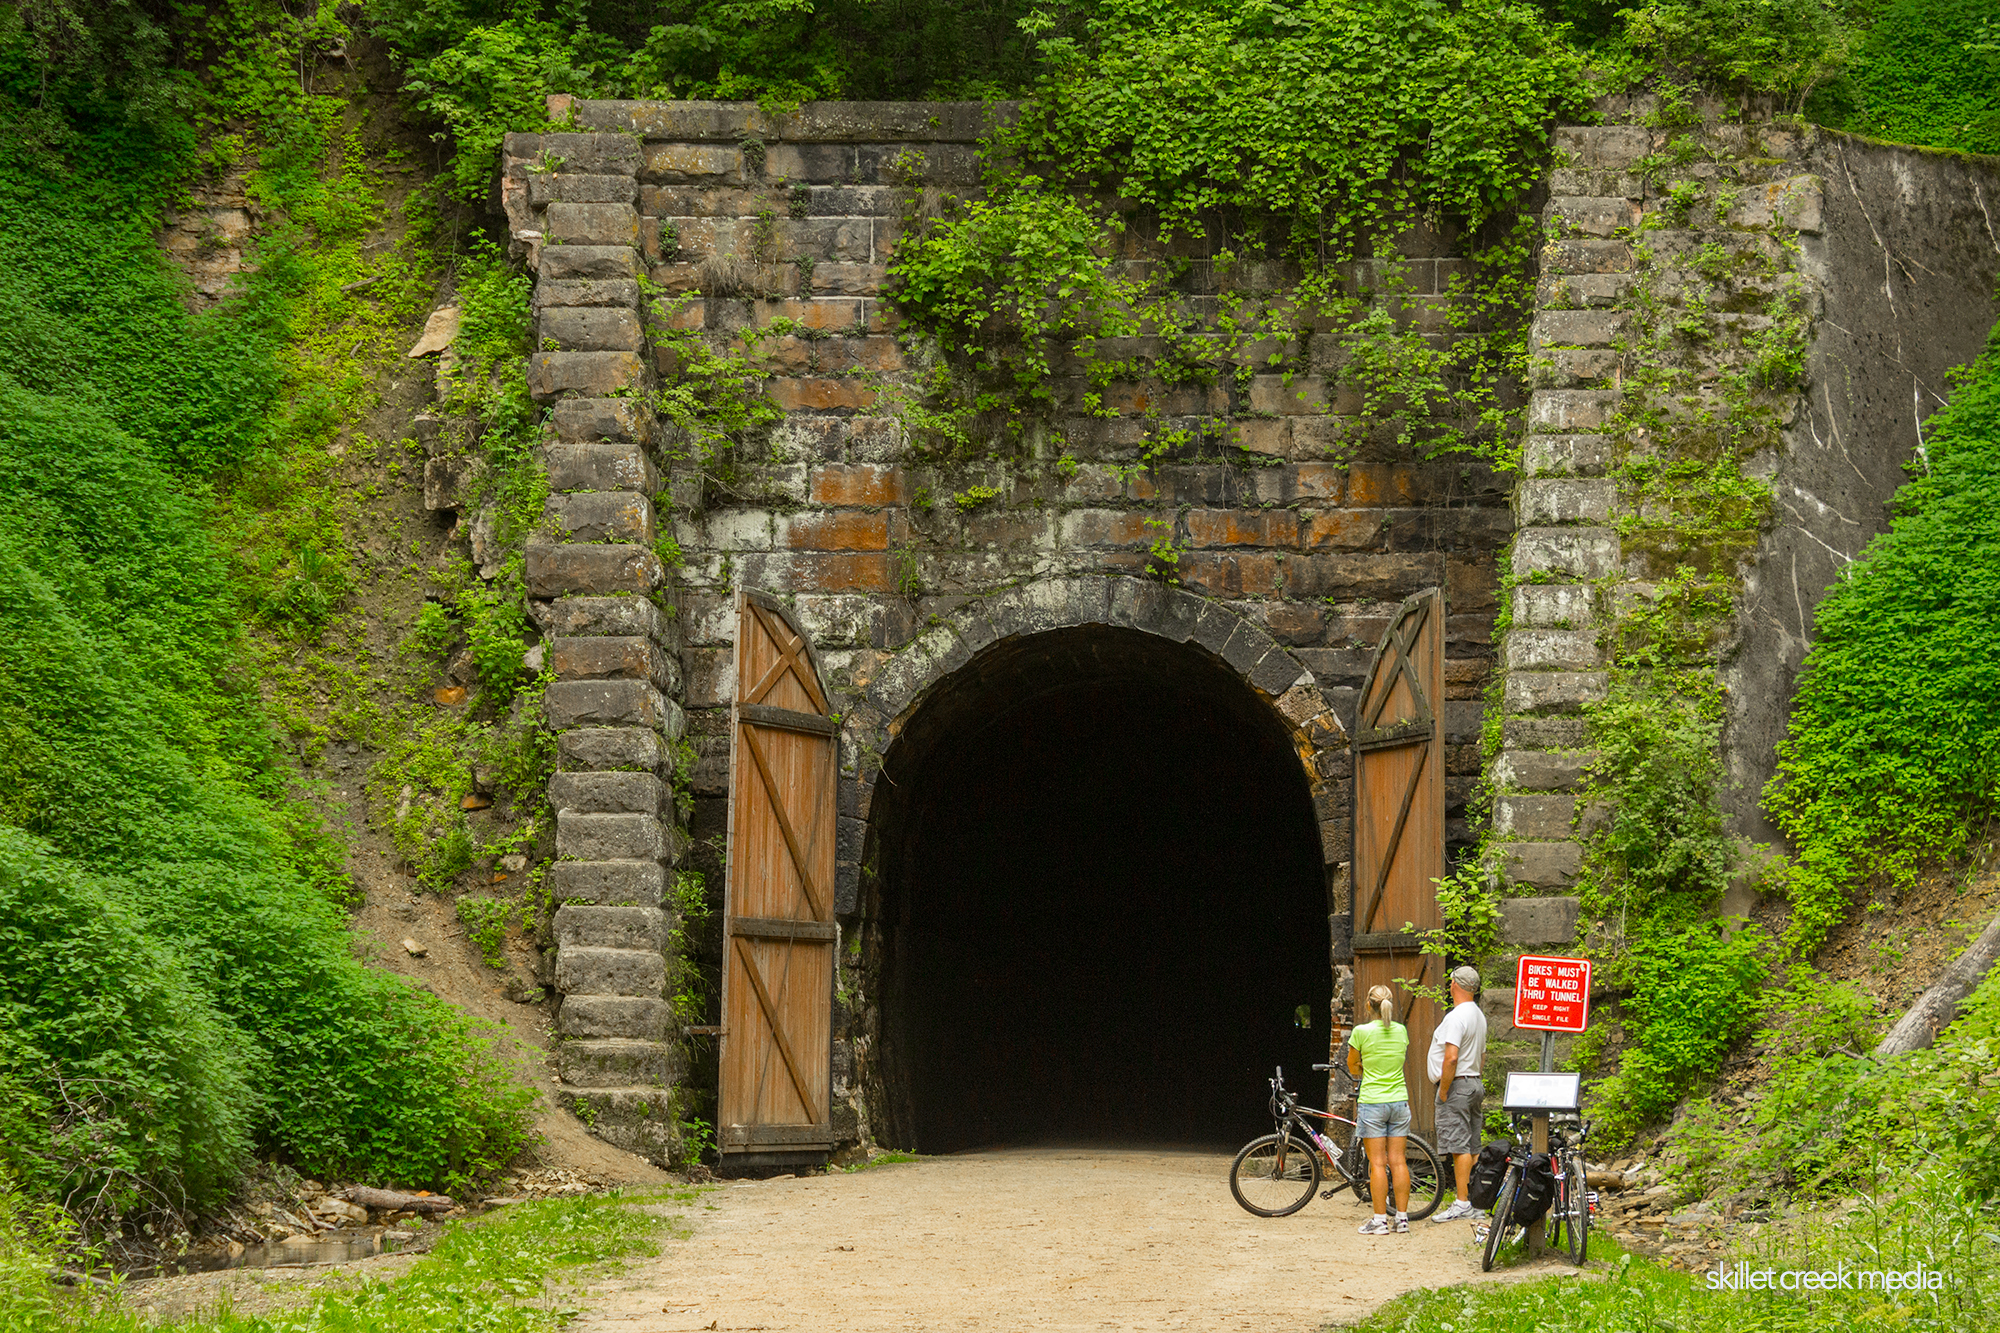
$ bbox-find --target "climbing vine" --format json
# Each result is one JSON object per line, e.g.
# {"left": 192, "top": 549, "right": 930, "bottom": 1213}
{"left": 885, "top": 0, "right": 1589, "bottom": 468}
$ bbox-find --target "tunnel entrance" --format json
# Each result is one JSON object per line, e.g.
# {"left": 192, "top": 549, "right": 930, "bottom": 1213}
{"left": 865, "top": 626, "right": 1329, "bottom": 1154}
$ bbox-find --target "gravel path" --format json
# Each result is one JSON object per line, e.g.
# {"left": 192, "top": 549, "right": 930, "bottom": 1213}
{"left": 576, "top": 1146, "right": 1563, "bottom": 1332}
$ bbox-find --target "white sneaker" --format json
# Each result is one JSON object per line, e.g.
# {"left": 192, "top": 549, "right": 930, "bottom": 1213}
{"left": 1357, "top": 1216, "right": 1391, "bottom": 1236}
{"left": 1394, "top": 1215, "right": 1410, "bottom": 1233}
{"left": 1431, "top": 1199, "right": 1477, "bottom": 1223}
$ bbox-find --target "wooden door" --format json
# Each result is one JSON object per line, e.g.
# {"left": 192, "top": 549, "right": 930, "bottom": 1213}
{"left": 721, "top": 590, "right": 838, "bottom": 1156}
{"left": 1349, "top": 588, "right": 1446, "bottom": 1135}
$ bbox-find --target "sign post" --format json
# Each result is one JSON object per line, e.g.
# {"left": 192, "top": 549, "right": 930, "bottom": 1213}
{"left": 1512, "top": 954, "right": 1592, "bottom": 1256}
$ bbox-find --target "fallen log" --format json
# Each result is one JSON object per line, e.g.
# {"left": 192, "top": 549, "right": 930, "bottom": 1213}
{"left": 341, "top": 1186, "right": 457, "bottom": 1215}
{"left": 1873, "top": 912, "right": 2000, "bottom": 1058}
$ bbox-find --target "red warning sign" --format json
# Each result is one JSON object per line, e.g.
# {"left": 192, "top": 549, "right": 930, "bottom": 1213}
{"left": 1514, "top": 954, "right": 1592, "bottom": 1033}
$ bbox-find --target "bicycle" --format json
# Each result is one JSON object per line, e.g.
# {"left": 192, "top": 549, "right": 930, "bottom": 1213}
{"left": 1479, "top": 1112, "right": 1593, "bottom": 1271}
{"left": 1228, "top": 1065, "right": 1447, "bottom": 1221}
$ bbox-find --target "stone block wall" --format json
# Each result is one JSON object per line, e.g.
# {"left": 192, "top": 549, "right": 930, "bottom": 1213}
{"left": 497, "top": 97, "right": 1532, "bottom": 1152}
{"left": 1485, "top": 102, "right": 2000, "bottom": 1070}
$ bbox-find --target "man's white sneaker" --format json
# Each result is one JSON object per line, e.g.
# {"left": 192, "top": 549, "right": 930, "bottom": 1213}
{"left": 1357, "top": 1216, "right": 1391, "bottom": 1236}
{"left": 1431, "top": 1199, "right": 1477, "bottom": 1222}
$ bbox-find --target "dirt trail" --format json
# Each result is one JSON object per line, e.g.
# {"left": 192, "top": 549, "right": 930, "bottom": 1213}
{"left": 577, "top": 1147, "right": 1569, "bottom": 1332}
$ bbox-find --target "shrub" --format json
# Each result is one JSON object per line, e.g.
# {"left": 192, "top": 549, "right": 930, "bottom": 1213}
{"left": 1767, "top": 319, "right": 2000, "bottom": 952}
{"left": 1591, "top": 921, "right": 1768, "bottom": 1148}
{"left": 0, "top": 834, "right": 254, "bottom": 1219}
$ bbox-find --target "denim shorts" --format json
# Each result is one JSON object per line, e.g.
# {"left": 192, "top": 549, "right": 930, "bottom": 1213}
{"left": 1356, "top": 1100, "right": 1412, "bottom": 1139}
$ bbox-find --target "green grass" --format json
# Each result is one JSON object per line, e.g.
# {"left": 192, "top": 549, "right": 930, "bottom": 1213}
{"left": 1350, "top": 1165, "right": 2000, "bottom": 1332}
{"left": 4, "top": 1190, "right": 692, "bottom": 1333}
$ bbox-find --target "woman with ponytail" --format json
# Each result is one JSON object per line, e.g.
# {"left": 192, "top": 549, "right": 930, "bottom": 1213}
{"left": 1343, "top": 983, "right": 1412, "bottom": 1234}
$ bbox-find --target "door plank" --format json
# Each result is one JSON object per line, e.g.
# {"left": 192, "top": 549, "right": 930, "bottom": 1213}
{"left": 733, "top": 936, "right": 821, "bottom": 1125}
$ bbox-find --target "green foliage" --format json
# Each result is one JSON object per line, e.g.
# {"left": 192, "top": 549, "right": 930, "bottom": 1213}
{"left": 888, "top": 0, "right": 1587, "bottom": 465}
{"left": 0, "top": 833, "right": 255, "bottom": 1218}
{"left": 1424, "top": 863, "right": 1504, "bottom": 965}
{"left": 1356, "top": 1164, "right": 2000, "bottom": 1331}
{"left": 1767, "top": 322, "right": 2000, "bottom": 954}
{"left": 455, "top": 895, "right": 514, "bottom": 967}
{"left": 1580, "top": 673, "right": 1738, "bottom": 935}
{"left": 1810, "top": 0, "right": 2000, "bottom": 154}
{"left": 0, "top": 5, "right": 535, "bottom": 1218}
{"left": 1608, "top": 0, "right": 1862, "bottom": 101}
{"left": 1591, "top": 922, "right": 1769, "bottom": 1149}
{"left": 2, "top": 1187, "right": 673, "bottom": 1332}
{"left": 889, "top": 184, "right": 1142, "bottom": 405}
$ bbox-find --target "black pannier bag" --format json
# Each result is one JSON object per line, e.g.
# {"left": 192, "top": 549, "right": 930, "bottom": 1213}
{"left": 1508, "top": 1152, "right": 1557, "bottom": 1225}
{"left": 1466, "top": 1142, "right": 1510, "bottom": 1209}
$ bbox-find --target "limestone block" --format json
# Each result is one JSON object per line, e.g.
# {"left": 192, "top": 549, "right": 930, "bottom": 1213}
{"left": 1493, "top": 794, "right": 1577, "bottom": 840}
{"left": 1510, "top": 528, "right": 1619, "bottom": 580}
{"left": 549, "top": 771, "right": 666, "bottom": 819}
{"left": 546, "top": 491, "right": 655, "bottom": 545}
{"left": 519, "top": 132, "right": 644, "bottom": 176}
{"left": 548, "top": 857, "right": 666, "bottom": 904}
{"left": 1532, "top": 310, "right": 1626, "bottom": 349}
{"left": 539, "top": 306, "right": 645, "bottom": 352}
{"left": 1504, "top": 629, "right": 1603, "bottom": 672}
{"left": 544, "top": 202, "right": 641, "bottom": 249}
{"left": 763, "top": 142, "right": 852, "bottom": 183}
{"left": 558, "top": 811, "right": 667, "bottom": 862}
{"left": 536, "top": 280, "right": 642, "bottom": 315}
{"left": 1728, "top": 175, "right": 1824, "bottom": 235}
{"left": 552, "top": 636, "right": 677, "bottom": 692}
{"left": 543, "top": 441, "right": 658, "bottom": 494}
{"left": 1499, "top": 896, "right": 1582, "bottom": 946}
{"left": 1511, "top": 583, "right": 1597, "bottom": 630}
{"left": 558, "top": 996, "right": 669, "bottom": 1041}
{"left": 855, "top": 142, "right": 982, "bottom": 185}
{"left": 1503, "top": 670, "right": 1610, "bottom": 715}
{"left": 1548, "top": 168, "right": 1645, "bottom": 199}
{"left": 1544, "top": 196, "right": 1641, "bottom": 238}
{"left": 557, "top": 1088, "right": 673, "bottom": 1160}
{"left": 1492, "top": 749, "right": 1595, "bottom": 792}
{"left": 546, "top": 679, "right": 671, "bottom": 730}
{"left": 1524, "top": 434, "right": 1612, "bottom": 478}
{"left": 554, "top": 904, "right": 667, "bottom": 952}
{"left": 538, "top": 246, "right": 640, "bottom": 281}
{"left": 422, "top": 455, "right": 475, "bottom": 511}
{"left": 529, "top": 173, "right": 639, "bottom": 206}
{"left": 527, "top": 351, "right": 647, "bottom": 401}
{"left": 1503, "top": 717, "right": 1591, "bottom": 751}
{"left": 525, "top": 541, "right": 663, "bottom": 597}
{"left": 1518, "top": 479, "right": 1616, "bottom": 525}
{"left": 641, "top": 143, "right": 744, "bottom": 183}
{"left": 553, "top": 397, "right": 653, "bottom": 444}
{"left": 532, "top": 596, "right": 667, "bottom": 643}
{"left": 1536, "top": 272, "right": 1633, "bottom": 310}
{"left": 1527, "top": 389, "right": 1622, "bottom": 434}
{"left": 1552, "top": 125, "right": 1654, "bottom": 168}
{"left": 555, "top": 947, "right": 665, "bottom": 998}
{"left": 1503, "top": 842, "right": 1584, "bottom": 890}
{"left": 1542, "top": 239, "right": 1634, "bottom": 276}
{"left": 558, "top": 1037, "right": 674, "bottom": 1087}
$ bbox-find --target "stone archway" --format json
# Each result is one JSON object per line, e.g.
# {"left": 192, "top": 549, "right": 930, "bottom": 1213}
{"left": 830, "top": 577, "right": 1350, "bottom": 1152}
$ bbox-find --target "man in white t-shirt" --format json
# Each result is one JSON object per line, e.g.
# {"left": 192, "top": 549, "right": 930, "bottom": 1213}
{"left": 1426, "top": 964, "right": 1488, "bottom": 1222}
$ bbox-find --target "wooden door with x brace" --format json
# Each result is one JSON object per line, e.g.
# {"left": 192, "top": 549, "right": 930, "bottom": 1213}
{"left": 1349, "top": 587, "right": 1446, "bottom": 1137}
{"left": 720, "top": 590, "right": 838, "bottom": 1157}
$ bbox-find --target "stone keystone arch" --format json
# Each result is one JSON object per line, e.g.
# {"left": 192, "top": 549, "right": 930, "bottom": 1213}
{"left": 826, "top": 575, "right": 1351, "bottom": 917}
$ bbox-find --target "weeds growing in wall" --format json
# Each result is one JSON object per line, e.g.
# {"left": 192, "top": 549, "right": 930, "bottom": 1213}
{"left": 887, "top": 0, "right": 1589, "bottom": 471}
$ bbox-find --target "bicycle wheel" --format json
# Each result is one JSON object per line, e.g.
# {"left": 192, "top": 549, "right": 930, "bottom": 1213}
{"left": 1481, "top": 1166, "right": 1519, "bottom": 1272}
{"left": 1402, "top": 1135, "right": 1447, "bottom": 1221}
{"left": 1561, "top": 1151, "right": 1589, "bottom": 1266}
{"left": 1230, "top": 1132, "right": 1322, "bottom": 1218}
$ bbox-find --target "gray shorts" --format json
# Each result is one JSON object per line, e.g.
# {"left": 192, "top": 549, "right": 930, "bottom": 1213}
{"left": 1434, "top": 1080, "right": 1484, "bottom": 1155}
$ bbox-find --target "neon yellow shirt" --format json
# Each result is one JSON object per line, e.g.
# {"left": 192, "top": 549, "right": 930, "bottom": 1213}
{"left": 1349, "top": 1020, "right": 1410, "bottom": 1105}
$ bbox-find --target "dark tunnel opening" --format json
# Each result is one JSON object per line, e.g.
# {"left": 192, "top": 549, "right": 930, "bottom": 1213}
{"left": 866, "top": 626, "right": 1329, "bottom": 1154}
